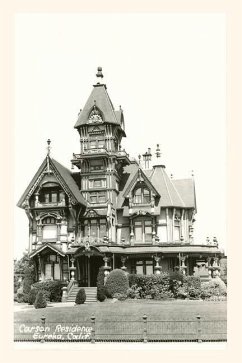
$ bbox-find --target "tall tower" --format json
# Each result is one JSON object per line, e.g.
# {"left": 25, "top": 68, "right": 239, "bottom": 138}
{"left": 71, "top": 67, "right": 130, "bottom": 242}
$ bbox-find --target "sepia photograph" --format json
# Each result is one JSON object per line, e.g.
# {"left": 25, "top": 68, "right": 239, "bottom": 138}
{"left": 13, "top": 12, "right": 227, "bottom": 346}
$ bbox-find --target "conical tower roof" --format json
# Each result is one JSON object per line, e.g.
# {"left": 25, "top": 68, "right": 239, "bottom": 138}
{"left": 74, "top": 68, "right": 124, "bottom": 128}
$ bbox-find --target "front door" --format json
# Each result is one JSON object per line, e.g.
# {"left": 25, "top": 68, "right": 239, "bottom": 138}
{"left": 77, "top": 255, "right": 103, "bottom": 287}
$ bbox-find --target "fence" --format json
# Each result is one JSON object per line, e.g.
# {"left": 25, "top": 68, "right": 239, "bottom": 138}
{"left": 14, "top": 315, "right": 227, "bottom": 343}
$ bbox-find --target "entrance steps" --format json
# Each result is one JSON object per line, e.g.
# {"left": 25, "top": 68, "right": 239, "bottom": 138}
{"left": 67, "top": 286, "right": 97, "bottom": 303}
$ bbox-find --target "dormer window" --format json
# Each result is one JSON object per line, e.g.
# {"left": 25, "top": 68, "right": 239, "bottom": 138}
{"left": 133, "top": 187, "right": 151, "bottom": 204}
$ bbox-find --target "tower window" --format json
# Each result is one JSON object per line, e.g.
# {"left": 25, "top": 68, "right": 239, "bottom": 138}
{"left": 90, "top": 159, "right": 104, "bottom": 171}
{"left": 89, "top": 178, "right": 106, "bottom": 188}
{"left": 89, "top": 192, "right": 106, "bottom": 204}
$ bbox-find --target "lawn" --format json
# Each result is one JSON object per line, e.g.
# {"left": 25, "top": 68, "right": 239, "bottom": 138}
{"left": 14, "top": 300, "right": 227, "bottom": 342}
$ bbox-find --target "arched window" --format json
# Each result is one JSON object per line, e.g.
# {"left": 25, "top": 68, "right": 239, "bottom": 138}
{"left": 133, "top": 187, "right": 151, "bottom": 204}
{"left": 42, "top": 216, "right": 57, "bottom": 240}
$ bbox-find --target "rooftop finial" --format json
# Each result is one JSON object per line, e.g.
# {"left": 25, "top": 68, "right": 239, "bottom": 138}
{"left": 47, "top": 139, "right": 51, "bottom": 156}
{"left": 96, "top": 67, "right": 103, "bottom": 84}
{"left": 155, "top": 144, "right": 161, "bottom": 158}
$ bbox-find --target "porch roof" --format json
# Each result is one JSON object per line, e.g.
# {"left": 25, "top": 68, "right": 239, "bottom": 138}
{"left": 70, "top": 243, "right": 224, "bottom": 256}
{"left": 29, "top": 243, "right": 66, "bottom": 258}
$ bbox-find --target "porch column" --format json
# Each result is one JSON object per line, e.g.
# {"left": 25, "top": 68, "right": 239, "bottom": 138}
{"left": 154, "top": 256, "right": 162, "bottom": 275}
{"left": 69, "top": 256, "right": 76, "bottom": 281}
{"left": 103, "top": 256, "right": 111, "bottom": 283}
{"left": 87, "top": 257, "right": 91, "bottom": 287}
{"left": 212, "top": 257, "right": 220, "bottom": 278}
{"left": 38, "top": 254, "right": 45, "bottom": 281}
{"left": 180, "top": 256, "right": 187, "bottom": 275}
{"left": 121, "top": 256, "right": 127, "bottom": 272}
{"left": 207, "top": 257, "right": 212, "bottom": 279}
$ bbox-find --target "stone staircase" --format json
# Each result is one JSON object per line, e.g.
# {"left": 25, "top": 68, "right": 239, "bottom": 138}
{"left": 67, "top": 286, "right": 97, "bottom": 303}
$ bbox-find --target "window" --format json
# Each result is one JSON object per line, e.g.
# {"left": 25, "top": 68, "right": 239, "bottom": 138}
{"left": 89, "top": 178, "right": 106, "bottom": 188}
{"left": 42, "top": 217, "right": 57, "bottom": 240}
{"left": 44, "top": 254, "right": 61, "bottom": 280}
{"left": 90, "top": 159, "right": 104, "bottom": 171}
{"left": 134, "top": 219, "right": 153, "bottom": 243}
{"left": 90, "top": 140, "right": 97, "bottom": 149}
{"left": 40, "top": 190, "right": 60, "bottom": 204}
{"left": 89, "top": 192, "right": 106, "bottom": 204}
{"left": 83, "top": 219, "right": 107, "bottom": 239}
{"left": 144, "top": 220, "right": 152, "bottom": 242}
{"left": 133, "top": 186, "right": 151, "bottom": 204}
{"left": 99, "top": 219, "right": 107, "bottom": 238}
{"left": 174, "top": 220, "right": 180, "bottom": 241}
{"left": 136, "top": 260, "right": 154, "bottom": 275}
{"left": 98, "top": 139, "right": 105, "bottom": 148}
{"left": 90, "top": 219, "right": 98, "bottom": 238}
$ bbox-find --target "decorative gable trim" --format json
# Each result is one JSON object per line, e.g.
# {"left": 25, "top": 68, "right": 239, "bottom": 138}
{"left": 17, "top": 157, "right": 83, "bottom": 208}
{"left": 29, "top": 243, "right": 66, "bottom": 258}
{"left": 83, "top": 209, "right": 104, "bottom": 218}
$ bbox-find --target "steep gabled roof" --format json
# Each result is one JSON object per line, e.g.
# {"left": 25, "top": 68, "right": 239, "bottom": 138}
{"left": 51, "top": 158, "right": 87, "bottom": 206}
{"left": 123, "top": 168, "right": 160, "bottom": 198}
{"left": 172, "top": 178, "right": 197, "bottom": 210}
{"left": 117, "top": 162, "right": 139, "bottom": 207}
{"left": 146, "top": 166, "right": 186, "bottom": 208}
{"left": 74, "top": 84, "right": 121, "bottom": 128}
{"left": 117, "top": 163, "right": 196, "bottom": 210}
{"left": 29, "top": 243, "right": 66, "bottom": 258}
{"left": 17, "top": 156, "right": 87, "bottom": 208}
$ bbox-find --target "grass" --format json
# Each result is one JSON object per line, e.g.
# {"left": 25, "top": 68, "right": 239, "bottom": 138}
{"left": 14, "top": 300, "right": 227, "bottom": 342}
{"left": 15, "top": 299, "right": 226, "bottom": 323}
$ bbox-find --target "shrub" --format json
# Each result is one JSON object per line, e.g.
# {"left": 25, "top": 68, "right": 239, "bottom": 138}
{"left": 23, "top": 260, "right": 36, "bottom": 296}
{"left": 128, "top": 273, "right": 171, "bottom": 299}
{"left": 127, "top": 285, "right": 141, "bottom": 299}
{"left": 75, "top": 288, "right": 86, "bottom": 304}
{"left": 28, "top": 288, "right": 38, "bottom": 305}
{"left": 113, "top": 293, "right": 127, "bottom": 301}
{"left": 200, "top": 278, "right": 227, "bottom": 300}
{"left": 97, "top": 266, "right": 106, "bottom": 302}
{"left": 176, "top": 286, "right": 188, "bottom": 299}
{"left": 32, "top": 281, "right": 63, "bottom": 302}
{"left": 105, "top": 269, "right": 129, "bottom": 298}
{"left": 34, "top": 291, "right": 47, "bottom": 309}
{"left": 16, "top": 292, "right": 25, "bottom": 303}
{"left": 184, "top": 276, "right": 201, "bottom": 289}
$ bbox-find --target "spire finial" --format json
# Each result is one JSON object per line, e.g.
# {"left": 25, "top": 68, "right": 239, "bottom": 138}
{"left": 96, "top": 67, "right": 103, "bottom": 84}
{"left": 47, "top": 139, "right": 51, "bottom": 156}
{"left": 155, "top": 144, "right": 161, "bottom": 158}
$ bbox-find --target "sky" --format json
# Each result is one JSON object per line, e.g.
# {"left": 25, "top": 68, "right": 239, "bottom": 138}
{"left": 14, "top": 13, "right": 226, "bottom": 258}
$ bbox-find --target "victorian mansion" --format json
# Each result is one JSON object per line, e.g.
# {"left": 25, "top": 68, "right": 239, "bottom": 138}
{"left": 17, "top": 68, "right": 223, "bottom": 295}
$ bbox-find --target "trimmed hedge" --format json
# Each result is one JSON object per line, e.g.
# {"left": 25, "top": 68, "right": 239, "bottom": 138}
{"left": 97, "top": 266, "right": 106, "bottom": 302}
{"left": 105, "top": 269, "right": 129, "bottom": 298}
{"left": 32, "top": 280, "right": 63, "bottom": 302}
{"left": 34, "top": 291, "right": 47, "bottom": 309}
{"left": 75, "top": 288, "right": 86, "bottom": 304}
